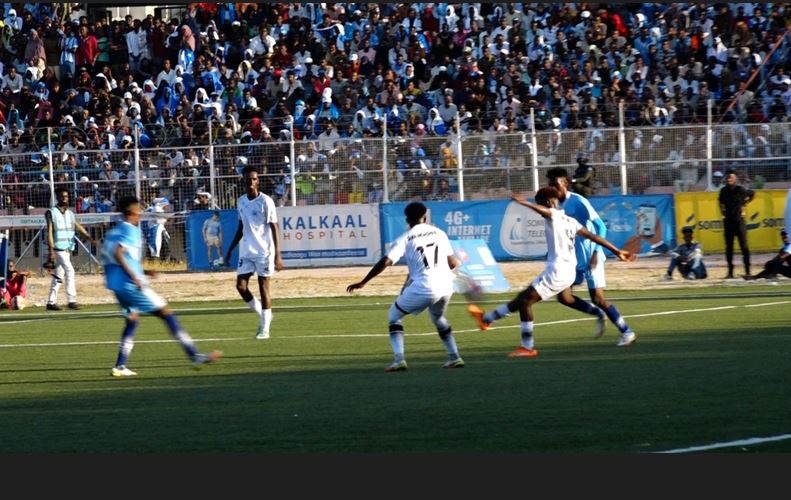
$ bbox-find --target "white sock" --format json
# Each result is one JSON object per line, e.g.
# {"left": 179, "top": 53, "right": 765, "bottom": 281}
{"left": 261, "top": 309, "right": 272, "bottom": 333}
{"left": 246, "top": 298, "right": 262, "bottom": 317}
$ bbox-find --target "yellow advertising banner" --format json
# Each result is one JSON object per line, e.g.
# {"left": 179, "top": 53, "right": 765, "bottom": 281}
{"left": 674, "top": 190, "right": 787, "bottom": 252}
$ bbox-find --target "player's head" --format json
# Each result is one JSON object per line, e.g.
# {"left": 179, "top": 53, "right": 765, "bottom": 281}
{"left": 535, "top": 186, "right": 561, "bottom": 208}
{"left": 404, "top": 201, "right": 427, "bottom": 226}
{"left": 682, "top": 226, "right": 694, "bottom": 243}
{"left": 546, "top": 167, "right": 570, "bottom": 200}
{"left": 119, "top": 195, "right": 142, "bottom": 225}
{"left": 212, "top": 208, "right": 221, "bottom": 219}
{"left": 242, "top": 165, "right": 259, "bottom": 194}
{"left": 6, "top": 259, "right": 17, "bottom": 276}
{"left": 782, "top": 228, "right": 789, "bottom": 243}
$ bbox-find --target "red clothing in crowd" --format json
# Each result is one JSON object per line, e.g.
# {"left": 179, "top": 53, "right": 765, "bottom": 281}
{"left": 77, "top": 33, "right": 98, "bottom": 67}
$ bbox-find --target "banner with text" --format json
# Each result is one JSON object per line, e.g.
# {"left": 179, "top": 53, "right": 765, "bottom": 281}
{"left": 381, "top": 197, "right": 675, "bottom": 261}
{"left": 675, "top": 190, "right": 787, "bottom": 252}
{"left": 187, "top": 204, "right": 381, "bottom": 270}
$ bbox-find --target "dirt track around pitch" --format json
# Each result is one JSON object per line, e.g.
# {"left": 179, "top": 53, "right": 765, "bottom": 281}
{"left": 18, "top": 253, "right": 785, "bottom": 308}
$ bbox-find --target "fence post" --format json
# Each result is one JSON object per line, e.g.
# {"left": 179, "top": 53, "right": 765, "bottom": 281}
{"left": 456, "top": 113, "right": 464, "bottom": 201}
{"left": 382, "top": 118, "right": 389, "bottom": 203}
{"left": 46, "top": 127, "right": 55, "bottom": 206}
{"left": 706, "top": 99, "right": 713, "bottom": 191}
{"left": 207, "top": 118, "right": 216, "bottom": 207}
{"left": 133, "top": 126, "right": 141, "bottom": 201}
{"left": 530, "top": 108, "right": 539, "bottom": 193}
{"left": 289, "top": 119, "right": 297, "bottom": 207}
{"left": 618, "top": 100, "right": 627, "bottom": 195}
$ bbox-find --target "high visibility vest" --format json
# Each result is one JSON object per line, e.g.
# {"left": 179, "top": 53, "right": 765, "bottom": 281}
{"left": 50, "top": 207, "right": 76, "bottom": 251}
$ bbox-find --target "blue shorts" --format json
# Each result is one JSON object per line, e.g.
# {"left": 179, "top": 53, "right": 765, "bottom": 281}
{"left": 113, "top": 284, "right": 167, "bottom": 317}
{"left": 573, "top": 254, "right": 607, "bottom": 290}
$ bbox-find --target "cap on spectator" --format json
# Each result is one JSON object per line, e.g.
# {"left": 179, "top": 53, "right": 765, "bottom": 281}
{"left": 124, "top": 91, "right": 132, "bottom": 99}
{"left": 79, "top": 176, "right": 89, "bottom": 182}
{"left": 232, "top": 20, "right": 241, "bottom": 27}
{"left": 713, "top": 170, "right": 723, "bottom": 177}
{"left": 464, "top": 46, "right": 472, "bottom": 53}
{"left": 499, "top": 48, "right": 509, "bottom": 55}
{"left": 552, "top": 117, "right": 561, "bottom": 128}
{"left": 613, "top": 71, "right": 622, "bottom": 79}
{"left": 581, "top": 10, "right": 591, "bottom": 19}
{"left": 64, "top": 115, "right": 75, "bottom": 125}
{"left": 122, "top": 136, "right": 133, "bottom": 143}
{"left": 350, "top": 53, "right": 358, "bottom": 61}
{"left": 274, "top": 69, "right": 283, "bottom": 78}
{"left": 305, "top": 56, "right": 313, "bottom": 64}
{"left": 122, "top": 160, "right": 131, "bottom": 166}
{"left": 241, "top": 130, "right": 252, "bottom": 140}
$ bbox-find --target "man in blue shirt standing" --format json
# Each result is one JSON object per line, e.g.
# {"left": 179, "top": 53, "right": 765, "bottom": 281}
{"left": 102, "top": 196, "right": 221, "bottom": 377}
{"left": 546, "top": 167, "right": 637, "bottom": 347}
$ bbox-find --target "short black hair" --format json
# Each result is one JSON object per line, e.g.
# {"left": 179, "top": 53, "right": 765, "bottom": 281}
{"left": 404, "top": 202, "right": 427, "bottom": 224}
{"left": 546, "top": 167, "right": 570, "bottom": 181}
{"left": 725, "top": 168, "right": 736, "bottom": 176}
{"left": 242, "top": 165, "right": 258, "bottom": 176}
{"left": 535, "top": 186, "right": 560, "bottom": 206}
{"left": 118, "top": 196, "right": 139, "bottom": 215}
{"left": 682, "top": 227, "right": 694, "bottom": 234}
{"left": 56, "top": 187, "right": 69, "bottom": 196}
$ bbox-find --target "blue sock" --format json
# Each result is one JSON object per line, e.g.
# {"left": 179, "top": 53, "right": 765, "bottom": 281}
{"left": 484, "top": 304, "right": 512, "bottom": 324}
{"left": 115, "top": 319, "right": 138, "bottom": 367}
{"left": 163, "top": 313, "right": 199, "bottom": 359}
{"left": 605, "top": 305, "right": 630, "bottom": 334}
{"left": 438, "top": 328, "right": 460, "bottom": 360}
{"left": 521, "top": 322, "right": 534, "bottom": 349}
{"left": 569, "top": 296, "right": 602, "bottom": 316}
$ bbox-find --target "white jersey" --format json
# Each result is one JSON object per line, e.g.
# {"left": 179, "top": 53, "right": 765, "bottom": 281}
{"left": 237, "top": 192, "right": 277, "bottom": 260}
{"left": 386, "top": 223, "right": 455, "bottom": 296}
{"left": 545, "top": 208, "right": 582, "bottom": 278}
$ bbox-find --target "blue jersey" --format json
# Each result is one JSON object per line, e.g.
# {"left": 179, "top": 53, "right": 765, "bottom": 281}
{"left": 559, "top": 192, "right": 606, "bottom": 271}
{"left": 102, "top": 221, "right": 145, "bottom": 292}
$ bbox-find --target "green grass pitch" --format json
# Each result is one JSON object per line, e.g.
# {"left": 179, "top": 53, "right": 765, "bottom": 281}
{"left": 1, "top": 286, "right": 790, "bottom": 453}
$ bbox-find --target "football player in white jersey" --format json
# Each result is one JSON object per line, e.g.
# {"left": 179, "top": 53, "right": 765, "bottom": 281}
{"left": 469, "top": 187, "right": 635, "bottom": 358}
{"left": 225, "top": 165, "right": 284, "bottom": 339}
{"left": 347, "top": 202, "right": 465, "bottom": 372}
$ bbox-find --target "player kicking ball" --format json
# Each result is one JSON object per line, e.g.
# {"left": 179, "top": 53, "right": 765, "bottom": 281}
{"left": 468, "top": 187, "right": 636, "bottom": 358}
{"left": 102, "top": 196, "right": 221, "bottom": 377}
{"left": 347, "top": 202, "right": 465, "bottom": 372}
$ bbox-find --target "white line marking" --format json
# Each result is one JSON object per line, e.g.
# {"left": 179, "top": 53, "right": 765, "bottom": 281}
{"left": 744, "top": 300, "right": 791, "bottom": 308}
{"left": 0, "top": 300, "right": 781, "bottom": 349}
{"left": 657, "top": 434, "right": 791, "bottom": 453}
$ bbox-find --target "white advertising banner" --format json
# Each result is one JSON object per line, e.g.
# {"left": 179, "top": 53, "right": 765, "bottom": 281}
{"left": 278, "top": 204, "right": 381, "bottom": 267}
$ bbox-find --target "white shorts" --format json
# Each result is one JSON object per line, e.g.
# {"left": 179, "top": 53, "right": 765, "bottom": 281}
{"left": 531, "top": 268, "right": 575, "bottom": 301}
{"left": 394, "top": 286, "right": 452, "bottom": 317}
{"left": 206, "top": 236, "right": 220, "bottom": 246}
{"left": 237, "top": 256, "right": 274, "bottom": 277}
{"left": 574, "top": 254, "right": 607, "bottom": 289}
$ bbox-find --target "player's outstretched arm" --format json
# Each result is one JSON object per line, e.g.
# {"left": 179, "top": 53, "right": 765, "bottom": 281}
{"left": 578, "top": 227, "right": 635, "bottom": 262}
{"left": 347, "top": 257, "right": 393, "bottom": 293}
{"left": 224, "top": 220, "right": 244, "bottom": 265}
{"left": 510, "top": 194, "right": 552, "bottom": 218}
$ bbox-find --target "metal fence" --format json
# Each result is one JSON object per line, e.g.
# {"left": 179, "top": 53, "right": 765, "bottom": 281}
{"left": 2, "top": 103, "right": 791, "bottom": 217}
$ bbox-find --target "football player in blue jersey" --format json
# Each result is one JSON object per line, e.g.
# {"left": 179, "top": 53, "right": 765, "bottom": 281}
{"left": 102, "top": 196, "right": 221, "bottom": 377}
{"left": 546, "top": 167, "right": 637, "bottom": 347}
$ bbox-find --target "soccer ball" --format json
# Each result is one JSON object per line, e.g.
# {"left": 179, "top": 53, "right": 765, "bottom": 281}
{"left": 211, "top": 257, "right": 224, "bottom": 269}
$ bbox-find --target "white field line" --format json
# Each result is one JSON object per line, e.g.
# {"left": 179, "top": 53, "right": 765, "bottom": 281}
{"left": 743, "top": 300, "right": 791, "bottom": 307}
{"left": 657, "top": 434, "right": 791, "bottom": 453}
{"left": 0, "top": 300, "right": 783, "bottom": 349}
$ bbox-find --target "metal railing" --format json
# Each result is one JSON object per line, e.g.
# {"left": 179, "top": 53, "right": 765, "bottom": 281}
{"left": 2, "top": 102, "right": 791, "bottom": 216}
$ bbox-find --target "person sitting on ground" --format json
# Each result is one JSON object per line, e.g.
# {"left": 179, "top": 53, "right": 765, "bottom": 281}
{"left": 664, "top": 227, "right": 707, "bottom": 280}
{"left": 2, "top": 260, "right": 29, "bottom": 310}
{"left": 744, "top": 228, "right": 791, "bottom": 281}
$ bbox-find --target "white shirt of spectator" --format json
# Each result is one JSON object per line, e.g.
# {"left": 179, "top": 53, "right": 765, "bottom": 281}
{"left": 237, "top": 192, "right": 278, "bottom": 260}
{"left": 385, "top": 223, "right": 455, "bottom": 297}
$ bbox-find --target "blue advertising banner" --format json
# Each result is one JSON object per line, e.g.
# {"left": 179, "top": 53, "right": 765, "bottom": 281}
{"left": 380, "top": 200, "right": 548, "bottom": 261}
{"left": 186, "top": 204, "right": 381, "bottom": 271}
{"left": 381, "top": 195, "right": 675, "bottom": 261}
{"left": 450, "top": 239, "right": 511, "bottom": 293}
{"left": 589, "top": 195, "right": 675, "bottom": 257}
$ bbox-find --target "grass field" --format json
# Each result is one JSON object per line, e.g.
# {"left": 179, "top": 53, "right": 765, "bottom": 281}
{"left": 1, "top": 285, "right": 790, "bottom": 453}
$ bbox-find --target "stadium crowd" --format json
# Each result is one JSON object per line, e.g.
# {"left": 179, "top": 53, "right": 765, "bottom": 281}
{"left": 0, "top": 2, "right": 790, "bottom": 213}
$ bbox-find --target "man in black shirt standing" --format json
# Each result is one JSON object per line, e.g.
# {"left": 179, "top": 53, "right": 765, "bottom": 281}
{"left": 718, "top": 169, "right": 755, "bottom": 279}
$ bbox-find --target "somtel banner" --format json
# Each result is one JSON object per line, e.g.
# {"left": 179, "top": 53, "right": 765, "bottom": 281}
{"left": 380, "top": 200, "right": 548, "bottom": 261}
{"left": 674, "top": 190, "right": 787, "bottom": 252}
